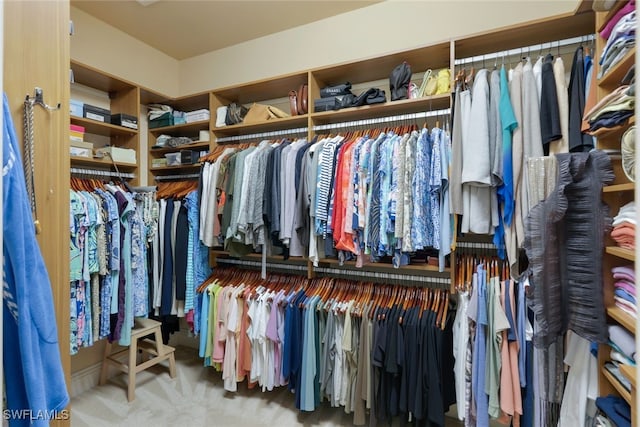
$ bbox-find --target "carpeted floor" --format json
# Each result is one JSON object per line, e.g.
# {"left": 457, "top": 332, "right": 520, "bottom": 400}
{"left": 71, "top": 346, "right": 468, "bottom": 427}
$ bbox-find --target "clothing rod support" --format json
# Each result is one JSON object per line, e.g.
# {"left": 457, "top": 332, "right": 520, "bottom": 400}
{"left": 313, "top": 108, "right": 451, "bottom": 132}
{"left": 216, "top": 126, "right": 309, "bottom": 143}
{"left": 70, "top": 167, "right": 135, "bottom": 179}
{"left": 455, "top": 34, "right": 595, "bottom": 66}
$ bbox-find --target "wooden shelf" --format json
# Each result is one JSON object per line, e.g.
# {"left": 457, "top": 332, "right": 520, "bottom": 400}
{"left": 149, "top": 141, "right": 210, "bottom": 155}
{"left": 70, "top": 156, "right": 137, "bottom": 170}
{"left": 212, "top": 115, "right": 309, "bottom": 138}
{"left": 602, "top": 366, "right": 632, "bottom": 404}
{"left": 310, "top": 94, "right": 451, "bottom": 126}
{"left": 606, "top": 246, "right": 635, "bottom": 261}
{"left": 150, "top": 163, "right": 202, "bottom": 172}
{"left": 70, "top": 116, "right": 138, "bottom": 138}
{"left": 604, "top": 182, "right": 635, "bottom": 193}
{"left": 620, "top": 364, "right": 637, "bottom": 390}
{"left": 149, "top": 120, "right": 210, "bottom": 134}
{"left": 598, "top": 49, "right": 635, "bottom": 89}
{"left": 607, "top": 306, "right": 637, "bottom": 334}
{"left": 71, "top": 60, "right": 136, "bottom": 93}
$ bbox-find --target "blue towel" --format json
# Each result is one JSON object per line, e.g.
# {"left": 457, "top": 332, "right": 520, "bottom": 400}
{"left": 3, "top": 93, "right": 69, "bottom": 425}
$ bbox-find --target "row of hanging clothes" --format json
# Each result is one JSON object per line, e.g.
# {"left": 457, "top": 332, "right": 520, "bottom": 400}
{"left": 450, "top": 37, "right": 615, "bottom": 427}
{"left": 197, "top": 119, "right": 453, "bottom": 273}
{"left": 149, "top": 180, "right": 212, "bottom": 343}
{"left": 451, "top": 251, "right": 539, "bottom": 427}
{"left": 195, "top": 266, "right": 454, "bottom": 426}
{"left": 450, "top": 40, "right": 596, "bottom": 279}
{"left": 69, "top": 176, "right": 156, "bottom": 354}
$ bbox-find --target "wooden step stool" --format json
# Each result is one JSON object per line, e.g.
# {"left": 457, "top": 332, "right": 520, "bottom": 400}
{"left": 99, "top": 318, "right": 176, "bottom": 402}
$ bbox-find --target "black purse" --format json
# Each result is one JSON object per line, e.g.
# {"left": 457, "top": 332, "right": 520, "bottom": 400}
{"left": 225, "top": 102, "right": 248, "bottom": 125}
{"left": 390, "top": 62, "right": 412, "bottom": 101}
{"left": 320, "top": 82, "right": 353, "bottom": 98}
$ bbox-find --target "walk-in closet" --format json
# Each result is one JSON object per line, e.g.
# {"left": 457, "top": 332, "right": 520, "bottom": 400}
{"left": 2, "top": 1, "right": 637, "bottom": 426}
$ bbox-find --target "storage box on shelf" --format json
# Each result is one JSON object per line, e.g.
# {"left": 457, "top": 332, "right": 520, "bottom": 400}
{"left": 70, "top": 60, "right": 141, "bottom": 184}
{"left": 594, "top": 3, "right": 637, "bottom": 425}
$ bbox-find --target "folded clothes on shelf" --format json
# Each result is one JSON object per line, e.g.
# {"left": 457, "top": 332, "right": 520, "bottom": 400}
{"left": 595, "top": 394, "right": 632, "bottom": 427}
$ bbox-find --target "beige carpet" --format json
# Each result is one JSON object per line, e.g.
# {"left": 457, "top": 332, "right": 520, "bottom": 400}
{"left": 71, "top": 346, "right": 466, "bottom": 426}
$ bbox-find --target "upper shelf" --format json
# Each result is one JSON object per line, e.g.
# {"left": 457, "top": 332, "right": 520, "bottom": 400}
{"left": 454, "top": 9, "right": 594, "bottom": 59}
{"left": 71, "top": 60, "right": 136, "bottom": 94}
{"left": 71, "top": 116, "right": 138, "bottom": 138}
{"left": 212, "top": 115, "right": 309, "bottom": 138}
{"left": 149, "top": 120, "right": 210, "bottom": 134}
{"left": 310, "top": 94, "right": 451, "bottom": 126}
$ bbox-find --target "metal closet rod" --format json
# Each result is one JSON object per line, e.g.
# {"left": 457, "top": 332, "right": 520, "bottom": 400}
{"left": 313, "top": 266, "right": 451, "bottom": 286}
{"left": 70, "top": 167, "right": 135, "bottom": 179}
{"left": 455, "top": 34, "right": 595, "bottom": 66}
{"left": 455, "top": 241, "right": 497, "bottom": 249}
{"left": 154, "top": 173, "right": 200, "bottom": 181}
{"left": 313, "top": 108, "right": 451, "bottom": 132}
{"left": 216, "top": 126, "right": 309, "bottom": 143}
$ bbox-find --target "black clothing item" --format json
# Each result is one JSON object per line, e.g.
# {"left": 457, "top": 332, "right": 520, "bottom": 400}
{"left": 441, "top": 311, "right": 457, "bottom": 414}
{"left": 428, "top": 311, "right": 445, "bottom": 427}
{"left": 372, "top": 307, "right": 389, "bottom": 421}
{"left": 160, "top": 198, "right": 174, "bottom": 316}
{"left": 568, "top": 46, "right": 593, "bottom": 152}
{"left": 147, "top": 240, "right": 155, "bottom": 314}
{"left": 174, "top": 202, "right": 189, "bottom": 301}
{"left": 540, "top": 53, "right": 562, "bottom": 154}
{"left": 294, "top": 141, "right": 313, "bottom": 194}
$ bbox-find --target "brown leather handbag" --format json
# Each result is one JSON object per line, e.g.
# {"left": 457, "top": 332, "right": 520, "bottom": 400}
{"left": 289, "top": 84, "right": 308, "bottom": 115}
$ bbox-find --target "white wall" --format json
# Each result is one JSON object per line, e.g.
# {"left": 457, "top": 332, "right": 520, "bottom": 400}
{"left": 71, "top": 1, "right": 581, "bottom": 98}
{"left": 179, "top": 0, "right": 581, "bottom": 95}
{"left": 71, "top": 6, "right": 180, "bottom": 97}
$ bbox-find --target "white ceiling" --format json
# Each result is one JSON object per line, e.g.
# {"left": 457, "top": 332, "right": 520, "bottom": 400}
{"left": 71, "top": 0, "right": 382, "bottom": 60}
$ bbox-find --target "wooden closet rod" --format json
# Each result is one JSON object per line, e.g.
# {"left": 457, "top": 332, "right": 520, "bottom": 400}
{"left": 312, "top": 108, "right": 451, "bottom": 132}
{"left": 216, "top": 126, "right": 308, "bottom": 143}
{"left": 455, "top": 33, "right": 595, "bottom": 66}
